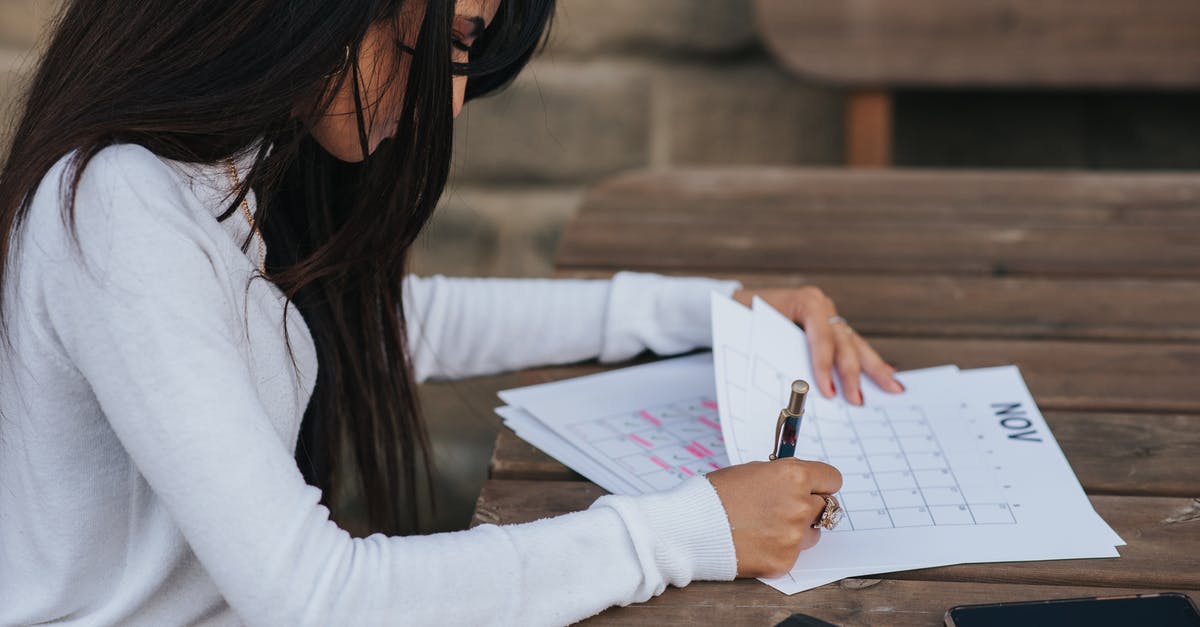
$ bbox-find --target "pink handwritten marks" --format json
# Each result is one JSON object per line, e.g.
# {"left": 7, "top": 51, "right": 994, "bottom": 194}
{"left": 629, "top": 434, "right": 653, "bottom": 448}
{"left": 581, "top": 396, "right": 729, "bottom": 491}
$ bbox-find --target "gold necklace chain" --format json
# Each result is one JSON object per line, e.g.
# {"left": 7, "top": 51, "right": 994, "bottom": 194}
{"left": 222, "top": 158, "right": 266, "bottom": 274}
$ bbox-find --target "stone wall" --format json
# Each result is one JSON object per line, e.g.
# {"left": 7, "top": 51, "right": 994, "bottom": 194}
{"left": 419, "top": 0, "right": 843, "bottom": 278}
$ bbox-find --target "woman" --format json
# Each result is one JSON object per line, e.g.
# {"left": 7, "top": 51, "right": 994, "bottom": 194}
{"left": 0, "top": 0, "right": 904, "bottom": 624}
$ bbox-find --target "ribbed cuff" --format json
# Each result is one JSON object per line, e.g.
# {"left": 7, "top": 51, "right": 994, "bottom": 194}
{"left": 629, "top": 476, "right": 737, "bottom": 585}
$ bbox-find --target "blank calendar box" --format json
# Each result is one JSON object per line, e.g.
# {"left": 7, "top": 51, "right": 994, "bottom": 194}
{"left": 821, "top": 436, "right": 860, "bottom": 453}
{"left": 827, "top": 454, "right": 870, "bottom": 474}
{"left": 890, "top": 420, "right": 932, "bottom": 437}
{"left": 890, "top": 507, "right": 934, "bottom": 527}
{"left": 886, "top": 407, "right": 925, "bottom": 422}
{"left": 815, "top": 420, "right": 855, "bottom": 438}
{"left": 898, "top": 435, "right": 939, "bottom": 453}
{"left": 958, "top": 481, "right": 1005, "bottom": 503}
{"left": 724, "top": 348, "right": 748, "bottom": 382}
{"left": 874, "top": 470, "right": 917, "bottom": 490}
{"left": 572, "top": 421, "right": 615, "bottom": 440}
{"left": 605, "top": 413, "right": 649, "bottom": 433}
{"left": 670, "top": 422, "right": 710, "bottom": 441}
{"left": 840, "top": 490, "right": 884, "bottom": 511}
{"left": 882, "top": 488, "right": 925, "bottom": 509}
{"left": 920, "top": 486, "right": 965, "bottom": 506}
{"left": 842, "top": 472, "right": 877, "bottom": 492}
{"left": 969, "top": 503, "right": 1017, "bottom": 524}
{"left": 846, "top": 509, "right": 892, "bottom": 530}
{"left": 859, "top": 437, "right": 901, "bottom": 455}
{"left": 642, "top": 471, "right": 683, "bottom": 491}
{"left": 724, "top": 385, "right": 746, "bottom": 414}
{"left": 867, "top": 452, "right": 908, "bottom": 472}
{"left": 852, "top": 420, "right": 892, "bottom": 438}
{"left": 930, "top": 504, "right": 976, "bottom": 525}
{"left": 752, "top": 358, "right": 784, "bottom": 397}
{"left": 905, "top": 451, "right": 947, "bottom": 470}
{"left": 913, "top": 468, "right": 957, "bottom": 488}
{"left": 846, "top": 406, "right": 885, "bottom": 422}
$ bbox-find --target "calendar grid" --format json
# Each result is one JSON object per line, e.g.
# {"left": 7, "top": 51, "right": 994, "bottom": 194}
{"left": 808, "top": 403, "right": 1016, "bottom": 531}
{"left": 572, "top": 396, "right": 728, "bottom": 493}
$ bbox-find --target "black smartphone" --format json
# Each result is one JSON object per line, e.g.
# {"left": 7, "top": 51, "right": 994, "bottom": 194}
{"left": 945, "top": 592, "right": 1200, "bottom": 627}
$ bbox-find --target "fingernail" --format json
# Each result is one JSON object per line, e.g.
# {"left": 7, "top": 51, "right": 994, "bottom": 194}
{"left": 857, "top": 390, "right": 864, "bottom": 405}
{"left": 896, "top": 381, "right": 906, "bottom": 392}
{"left": 831, "top": 381, "right": 837, "bottom": 396}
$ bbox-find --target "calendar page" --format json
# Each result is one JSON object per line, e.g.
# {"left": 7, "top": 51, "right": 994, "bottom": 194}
{"left": 498, "top": 353, "right": 729, "bottom": 495}
{"left": 733, "top": 296, "right": 1120, "bottom": 592}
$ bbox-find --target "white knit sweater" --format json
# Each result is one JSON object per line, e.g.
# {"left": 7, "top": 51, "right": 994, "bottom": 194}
{"left": 0, "top": 145, "right": 741, "bottom": 626}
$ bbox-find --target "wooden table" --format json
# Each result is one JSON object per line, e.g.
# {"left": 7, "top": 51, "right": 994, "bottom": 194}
{"left": 472, "top": 168, "right": 1200, "bottom": 624}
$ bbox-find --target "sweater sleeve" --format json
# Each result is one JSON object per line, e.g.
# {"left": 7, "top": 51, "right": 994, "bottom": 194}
{"left": 34, "top": 147, "right": 736, "bottom": 626}
{"left": 404, "top": 272, "right": 742, "bottom": 382}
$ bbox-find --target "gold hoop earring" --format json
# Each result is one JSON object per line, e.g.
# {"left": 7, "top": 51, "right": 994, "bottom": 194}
{"left": 324, "top": 45, "right": 352, "bottom": 80}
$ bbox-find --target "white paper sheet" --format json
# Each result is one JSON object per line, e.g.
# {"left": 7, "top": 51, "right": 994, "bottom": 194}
{"left": 496, "top": 405, "right": 641, "bottom": 495}
{"left": 499, "top": 353, "right": 731, "bottom": 494}
{"left": 710, "top": 292, "right": 754, "bottom": 465}
{"left": 733, "top": 296, "right": 1120, "bottom": 591}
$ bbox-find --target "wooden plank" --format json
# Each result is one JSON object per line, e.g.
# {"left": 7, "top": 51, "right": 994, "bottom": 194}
{"left": 578, "top": 168, "right": 1200, "bottom": 226}
{"left": 558, "top": 216, "right": 1200, "bottom": 278}
{"left": 847, "top": 90, "right": 893, "bottom": 167}
{"left": 515, "top": 336, "right": 1200, "bottom": 414}
{"left": 490, "top": 427, "right": 584, "bottom": 482}
{"left": 473, "top": 480, "right": 1200, "bottom": 590}
{"left": 869, "top": 337, "right": 1200, "bottom": 414}
{"left": 755, "top": 0, "right": 1200, "bottom": 88}
{"left": 490, "top": 409, "right": 1200, "bottom": 497}
{"left": 558, "top": 270, "right": 1200, "bottom": 343}
{"left": 583, "top": 580, "right": 1199, "bottom": 626}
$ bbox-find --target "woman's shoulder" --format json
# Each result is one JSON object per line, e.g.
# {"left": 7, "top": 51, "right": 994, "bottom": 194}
{"left": 24, "top": 144, "right": 212, "bottom": 251}
{"left": 38, "top": 143, "right": 193, "bottom": 211}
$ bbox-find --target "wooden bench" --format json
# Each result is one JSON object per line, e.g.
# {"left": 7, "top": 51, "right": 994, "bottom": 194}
{"left": 754, "top": 0, "right": 1200, "bottom": 166}
{"left": 472, "top": 170, "right": 1200, "bottom": 623}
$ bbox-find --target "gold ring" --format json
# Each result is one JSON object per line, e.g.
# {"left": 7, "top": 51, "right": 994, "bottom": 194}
{"left": 812, "top": 495, "right": 842, "bottom": 530}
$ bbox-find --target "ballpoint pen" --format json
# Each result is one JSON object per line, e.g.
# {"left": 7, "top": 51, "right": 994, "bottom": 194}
{"left": 770, "top": 380, "right": 809, "bottom": 460}
{"left": 770, "top": 379, "right": 842, "bottom": 530}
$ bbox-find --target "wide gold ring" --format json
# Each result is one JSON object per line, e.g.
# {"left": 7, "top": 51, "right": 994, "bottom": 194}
{"left": 812, "top": 495, "right": 843, "bottom": 530}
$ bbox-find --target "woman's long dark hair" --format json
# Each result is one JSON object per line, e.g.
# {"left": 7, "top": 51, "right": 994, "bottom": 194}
{"left": 0, "top": 0, "right": 554, "bottom": 535}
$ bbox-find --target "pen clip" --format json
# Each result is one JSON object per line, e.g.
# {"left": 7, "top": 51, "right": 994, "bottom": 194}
{"left": 770, "top": 411, "right": 787, "bottom": 461}
{"left": 771, "top": 380, "right": 810, "bottom": 461}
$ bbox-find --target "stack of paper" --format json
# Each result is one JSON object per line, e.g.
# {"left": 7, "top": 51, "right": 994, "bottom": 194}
{"left": 495, "top": 294, "right": 1123, "bottom": 594}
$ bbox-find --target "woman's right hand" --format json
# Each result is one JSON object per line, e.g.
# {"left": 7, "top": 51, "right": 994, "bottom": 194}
{"left": 706, "top": 459, "right": 843, "bottom": 578}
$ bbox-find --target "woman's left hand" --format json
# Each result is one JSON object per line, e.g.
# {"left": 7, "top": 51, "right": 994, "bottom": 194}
{"left": 732, "top": 286, "right": 904, "bottom": 406}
